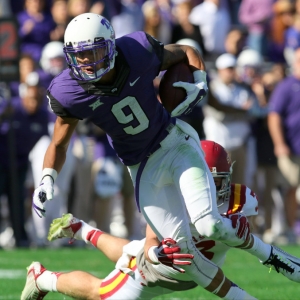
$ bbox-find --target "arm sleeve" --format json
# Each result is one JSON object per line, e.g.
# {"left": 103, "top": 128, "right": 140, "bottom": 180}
{"left": 46, "top": 92, "right": 81, "bottom": 119}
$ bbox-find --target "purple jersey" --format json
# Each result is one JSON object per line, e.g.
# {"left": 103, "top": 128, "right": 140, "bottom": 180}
{"left": 47, "top": 32, "right": 175, "bottom": 165}
{"left": 269, "top": 76, "right": 300, "bottom": 155}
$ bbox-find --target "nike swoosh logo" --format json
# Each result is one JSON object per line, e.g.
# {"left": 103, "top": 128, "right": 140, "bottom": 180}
{"left": 130, "top": 76, "right": 140, "bottom": 86}
{"left": 185, "top": 135, "right": 190, "bottom": 141}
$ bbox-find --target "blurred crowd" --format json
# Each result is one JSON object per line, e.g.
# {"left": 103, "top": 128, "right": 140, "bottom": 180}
{"left": 1, "top": 0, "right": 300, "bottom": 248}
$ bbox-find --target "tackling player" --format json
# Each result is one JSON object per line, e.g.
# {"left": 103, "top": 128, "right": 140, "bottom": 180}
{"left": 21, "top": 215, "right": 256, "bottom": 300}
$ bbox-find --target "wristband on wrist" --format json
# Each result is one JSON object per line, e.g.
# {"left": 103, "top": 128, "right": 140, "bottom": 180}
{"left": 147, "top": 246, "right": 160, "bottom": 264}
{"left": 41, "top": 168, "right": 58, "bottom": 184}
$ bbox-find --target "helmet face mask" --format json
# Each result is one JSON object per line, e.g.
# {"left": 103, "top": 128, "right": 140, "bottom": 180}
{"left": 200, "top": 140, "right": 233, "bottom": 205}
{"left": 63, "top": 13, "right": 117, "bottom": 82}
{"left": 211, "top": 169, "right": 232, "bottom": 205}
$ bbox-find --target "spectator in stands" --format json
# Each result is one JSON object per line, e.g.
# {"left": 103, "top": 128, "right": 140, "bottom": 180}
{"left": 224, "top": 27, "right": 247, "bottom": 58}
{"left": 50, "top": 0, "right": 69, "bottom": 42}
{"left": 156, "top": 0, "right": 173, "bottom": 24}
{"left": 142, "top": 0, "right": 172, "bottom": 44}
{"left": 0, "top": 73, "right": 49, "bottom": 247}
{"left": 0, "top": 0, "right": 12, "bottom": 16}
{"left": 171, "top": 0, "right": 206, "bottom": 55}
{"left": 251, "top": 70, "right": 282, "bottom": 243}
{"left": 17, "top": 0, "right": 56, "bottom": 62}
{"left": 111, "top": 0, "right": 144, "bottom": 38}
{"left": 235, "top": 48, "right": 269, "bottom": 189}
{"left": 189, "top": 0, "right": 231, "bottom": 62}
{"left": 67, "top": 0, "right": 91, "bottom": 21}
{"left": 238, "top": 0, "right": 273, "bottom": 57}
{"left": 268, "top": 47, "right": 300, "bottom": 244}
{"left": 39, "top": 41, "right": 66, "bottom": 91}
{"left": 284, "top": 13, "right": 300, "bottom": 67}
{"left": 204, "top": 53, "right": 266, "bottom": 185}
{"left": 268, "top": 0, "right": 295, "bottom": 63}
{"left": 10, "top": 54, "right": 37, "bottom": 98}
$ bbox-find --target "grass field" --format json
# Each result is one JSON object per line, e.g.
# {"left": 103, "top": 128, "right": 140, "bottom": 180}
{"left": 2, "top": 245, "right": 300, "bottom": 300}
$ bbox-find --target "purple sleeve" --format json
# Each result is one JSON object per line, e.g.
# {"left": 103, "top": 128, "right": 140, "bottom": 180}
{"left": 268, "top": 79, "right": 290, "bottom": 114}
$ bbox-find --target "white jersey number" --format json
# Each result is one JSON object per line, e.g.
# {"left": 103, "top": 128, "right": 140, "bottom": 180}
{"left": 112, "top": 96, "right": 149, "bottom": 135}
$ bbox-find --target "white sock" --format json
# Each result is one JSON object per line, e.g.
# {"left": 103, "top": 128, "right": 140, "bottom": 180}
{"left": 36, "top": 270, "right": 59, "bottom": 292}
{"left": 244, "top": 235, "right": 271, "bottom": 262}
{"left": 74, "top": 220, "right": 103, "bottom": 245}
{"left": 224, "top": 282, "right": 257, "bottom": 300}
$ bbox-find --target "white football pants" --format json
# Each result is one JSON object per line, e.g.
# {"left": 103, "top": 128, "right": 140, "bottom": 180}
{"left": 128, "top": 119, "right": 237, "bottom": 287}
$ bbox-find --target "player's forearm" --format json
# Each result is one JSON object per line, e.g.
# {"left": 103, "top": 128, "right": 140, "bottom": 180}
{"left": 43, "top": 141, "right": 67, "bottom": 174}
{"left": 42, "top": 116, "right": 78, "bottom": 174}
{"left": 144, "top": 224, "right": 160, "bottom": 262}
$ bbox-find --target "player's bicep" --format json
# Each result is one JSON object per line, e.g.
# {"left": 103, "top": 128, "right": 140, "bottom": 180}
{"left": 161, "top": 44, "right": 187, "bottom": 71}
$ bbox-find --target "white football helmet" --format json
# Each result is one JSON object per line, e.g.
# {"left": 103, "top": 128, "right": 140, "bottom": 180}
{"left": 236, "top": 48, "right": 263, "bottom": 84}
{"left": 40, "top": 41, "right": 66, "bottom": 76}
{"left": 63, "top": 13, "right": 117, "bottom": 82}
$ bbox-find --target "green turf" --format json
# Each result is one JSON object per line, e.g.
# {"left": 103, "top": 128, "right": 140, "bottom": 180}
{"left": 2, "top": 245, "right": 300, "bottom": 299}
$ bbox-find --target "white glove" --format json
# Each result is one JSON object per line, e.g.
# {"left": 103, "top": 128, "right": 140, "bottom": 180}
{"left": 32, "top": 168, "right": 57, "bottom": 218}
{"left": 171, "top": 70, "right": 208, "bottom": 117}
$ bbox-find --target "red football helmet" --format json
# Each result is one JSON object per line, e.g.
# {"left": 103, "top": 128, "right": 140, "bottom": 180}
{"left": 200, "top": 140, "right": 233, "bottom": 203}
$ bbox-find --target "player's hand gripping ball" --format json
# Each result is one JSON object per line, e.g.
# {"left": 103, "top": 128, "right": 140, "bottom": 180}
{"left": 159, "top": 62, "right": 195, "bottom": 113}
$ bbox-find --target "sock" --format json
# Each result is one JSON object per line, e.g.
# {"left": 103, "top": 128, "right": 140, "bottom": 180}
{"left": 243, "top": 235, "right": 271, "bottom": 262}
{"left": 37, "top": 270, "right": 61, "bottom": 292}
{"left": 75, "top": 220, "right": 103, "bottom": 246}
{"left": 86, "top": 230, "right": 103, "bottom": 247}
{"left": 224, "top": 282, "right": 257, "bottom": 300}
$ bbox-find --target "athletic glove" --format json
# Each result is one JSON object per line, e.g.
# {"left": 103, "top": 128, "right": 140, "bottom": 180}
{"left": 228, "top": 213, "right": 250, "bottom": 241}
{"left": 32, "top": 168, "right": 57, "bottom": 218}
{"left": 171, "top": 70, "right": 208, "bottom": 117}
{"left": 148, "top": 238, "right": 194, "bottom": 273}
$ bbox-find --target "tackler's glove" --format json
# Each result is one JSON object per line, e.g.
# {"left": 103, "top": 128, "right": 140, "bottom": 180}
{"left": 171, "top": 70, "right": 208, "bottom": 117}
{"left": 228, "top": 213, "right": 251, "bottom": 241}
{"left": 32, "top": 168, "right": 57, "bottom": 218}
{"left": 147, "top": 238, "right": 194, "bottom": 273}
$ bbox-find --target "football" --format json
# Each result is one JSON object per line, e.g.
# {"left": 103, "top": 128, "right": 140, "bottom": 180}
{"left": 159, "top": 62, "right": 195, "bottom": 113}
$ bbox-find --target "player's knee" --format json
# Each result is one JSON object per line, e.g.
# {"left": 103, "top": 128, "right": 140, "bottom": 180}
{"left": 176, "top": 238, "right": 220, "bottom": 288}
{"left": 194, "top": 213, "right": 228, "bottom": 240}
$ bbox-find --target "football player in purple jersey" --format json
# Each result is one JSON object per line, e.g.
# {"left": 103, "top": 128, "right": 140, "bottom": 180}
{"left": 31, "top": 13, "right": 257, "bottom": 299}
